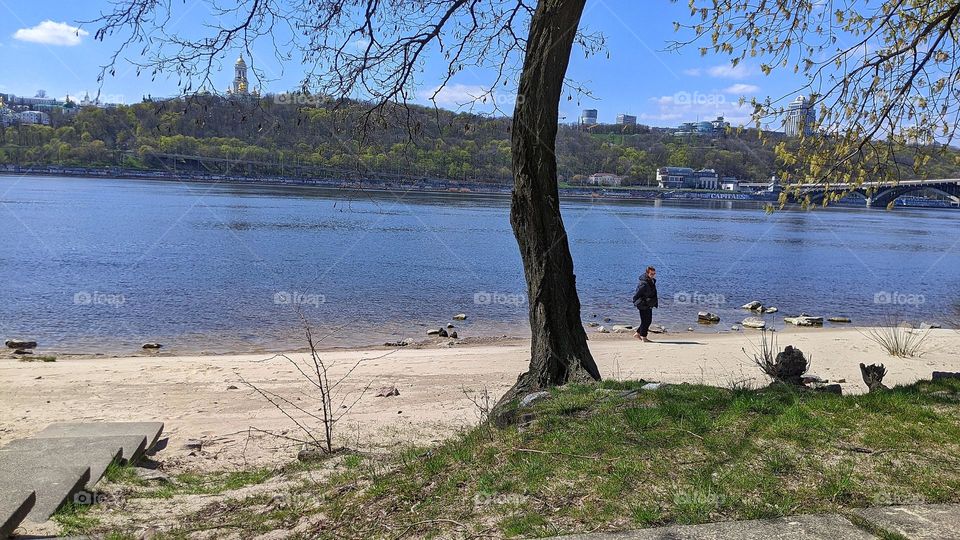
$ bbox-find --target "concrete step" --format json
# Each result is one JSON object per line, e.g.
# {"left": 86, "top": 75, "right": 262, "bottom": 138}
{"left": 0, "top": 490, "right": 35, "bottom": 539}
{"left": 856, "top": 504, "right": 960, "bottom": 539}
{"left": 0, "top": 462, "right": 90, "bottom": 524}
{"left": 31, "top": 421, "right": 164, "bottom": 462}
{"left": 0, "top": 436, "right": 141, "bottom": 488}
{"left": 545, "top": 514, "right": 878, "bottom": 539}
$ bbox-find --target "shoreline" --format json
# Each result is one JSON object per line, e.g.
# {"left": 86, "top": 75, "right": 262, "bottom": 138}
{"left": 4, "top": 168, "right": 959, "bottom": 210}
{"left": 3, "top": 326, "right": 958, "bottom": 474}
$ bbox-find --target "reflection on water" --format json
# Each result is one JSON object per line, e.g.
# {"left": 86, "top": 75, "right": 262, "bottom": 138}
{"left": 1, "top": 175, "right": 958, "bottom": 354}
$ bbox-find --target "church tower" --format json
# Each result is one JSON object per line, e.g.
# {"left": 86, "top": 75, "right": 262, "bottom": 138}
{"left": 232, "top": 55, "right": 249, "bottom": 94}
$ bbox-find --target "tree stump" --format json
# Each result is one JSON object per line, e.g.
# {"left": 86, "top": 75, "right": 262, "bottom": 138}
{"left": 860, "top": 363, "right": 889, "bottom": 392}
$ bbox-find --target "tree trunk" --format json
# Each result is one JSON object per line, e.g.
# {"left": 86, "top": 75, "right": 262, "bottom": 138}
{"left": 498, "top": 0, "right": 601, "bottom": 408}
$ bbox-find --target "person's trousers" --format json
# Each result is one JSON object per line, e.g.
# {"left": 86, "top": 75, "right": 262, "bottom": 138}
{"left": 637, "top": 308, "right": 653, "bottom": 337}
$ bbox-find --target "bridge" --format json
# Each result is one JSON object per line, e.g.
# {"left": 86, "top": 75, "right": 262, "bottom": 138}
{"left": 796, "top": 178, "right": 960, "bottom": 208}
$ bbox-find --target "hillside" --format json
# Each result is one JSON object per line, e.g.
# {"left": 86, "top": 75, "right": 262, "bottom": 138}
{"left": 2, "top": 95, "right": 959, "bottom": 185}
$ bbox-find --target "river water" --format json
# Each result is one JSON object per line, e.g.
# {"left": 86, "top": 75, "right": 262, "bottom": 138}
{"left": 1, "top": 175, "right": 957, "bottom": 354}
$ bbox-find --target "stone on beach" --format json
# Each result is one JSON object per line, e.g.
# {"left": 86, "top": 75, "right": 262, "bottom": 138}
{"left": 5, "top": 339, "right": 37, "bottom": 350}
{"left": 452, "top": 313, "right": 467, "bottom": 320}
{"left": 784, "top": 315, "right": 824, "bottom": 327}
{"left": 828, "top": 316, "right": 852, "bottom": 323}
{"left": 611, "top": 325, "right": 634, "bottom": 333}
{"left": 742, "top": 317, "right": 766, "bottom": 329}
{"left": 375, "top": 385, "right": 400, "bottom": 398}
{"left": 648, "top": 325, "right": 666, "bottom": 334}
{"left": 763, "top": 306, "right": 778, "bottom": 313}
{"left": 596, "top": 326, "right": 610, "bottom": 333}
{"left": 142, "top": 343, "right": 163, "bottom": 349}
{"left": 741, "top": 301, "right": 763, "bottom": 310}
{"left": 697, "top": 311, "right": 720, "bottom": 323}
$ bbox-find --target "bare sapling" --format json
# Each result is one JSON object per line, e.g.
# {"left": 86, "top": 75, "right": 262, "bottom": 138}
{"left": 239, "top": 308, "right": 385, "bottom": 456}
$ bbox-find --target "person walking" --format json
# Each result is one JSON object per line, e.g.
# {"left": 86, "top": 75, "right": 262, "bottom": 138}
{"left": 632, "top": 266, "right": 658, "bottom": 342}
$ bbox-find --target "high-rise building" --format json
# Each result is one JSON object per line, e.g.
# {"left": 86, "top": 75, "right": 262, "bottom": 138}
{"left": 616, "top": 113, "right": 637, "bottom": 126}
{"left": 580, "top": 109, "right": 598, "bottom": 126}
{"left": 232, "top": 55, "right": 249, "bottom": 94}
{"left": 784, "top": 95, "right": 816, "bottom": 137}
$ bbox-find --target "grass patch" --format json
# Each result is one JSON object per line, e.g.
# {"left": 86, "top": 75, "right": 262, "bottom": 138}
{"left": 88, "top": 378, "right": 960, "bottom": 539}
{"left": 297, "top": 379, "right": 960, "bottom": 538}
{"left": 53, "top": 501, "right": 100, "bottom": 536}
{"left": 122, "top": 467, "right": 276, "bottom": 499}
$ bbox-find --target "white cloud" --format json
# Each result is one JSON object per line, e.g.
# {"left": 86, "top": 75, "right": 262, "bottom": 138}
{"left": 419, "top": 83, "right": 516, "bottom": 110}
{"left": 724, "top": 83, "right": 760, "bottom": 94}
{"left": 644, "top": 91, "right": 755, "bottom": 127}
{"left": 13, "top": 21, "right": 88, "bottom": 46}
{"left": 682, "top": 68, "right": 702, "bottom": 76}
{"left": 707, "top": 63, "right": 751, "bottom": 79}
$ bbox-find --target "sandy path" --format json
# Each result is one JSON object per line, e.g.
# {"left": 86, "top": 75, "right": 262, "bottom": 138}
{"left": 2, "top": 328, "right": 958, "bottom": 472}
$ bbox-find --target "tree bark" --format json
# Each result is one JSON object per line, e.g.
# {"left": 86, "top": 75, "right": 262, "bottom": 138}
{"left": 498, "top": 0, "right": 601, "bottom": 408}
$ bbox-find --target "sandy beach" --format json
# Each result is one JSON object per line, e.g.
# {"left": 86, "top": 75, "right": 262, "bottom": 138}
{"left": 2, "top": 327, "right": 958, "bottom": 472}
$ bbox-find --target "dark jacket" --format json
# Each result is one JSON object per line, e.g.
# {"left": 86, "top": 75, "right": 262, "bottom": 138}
{"left": 632, "top": 275, "right": 658, "bottom": 309}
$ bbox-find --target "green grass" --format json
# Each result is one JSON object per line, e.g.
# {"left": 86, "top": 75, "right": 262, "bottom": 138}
{"left": 299, "top": 378, "right": 960, "bottom": 538}
{"left": 81, "top": 378, "right": 960, "bottom": 539}
{"left": 131, "top": 468, "right": 277, "bottom": 499}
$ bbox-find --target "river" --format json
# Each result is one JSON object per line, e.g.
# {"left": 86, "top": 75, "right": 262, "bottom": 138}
{"left": 1, "top": 175, "right": 957, "bottom": 354}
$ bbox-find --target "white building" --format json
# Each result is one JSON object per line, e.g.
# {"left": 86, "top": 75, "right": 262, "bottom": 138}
{"left": 720, "top": 177, "right": 740, "bottom": 191}
{"left": 580, "top": 109, "right": 598, "bottom": 126}
{"left": 17, "top": 111, "right": 51, "bottom": 125}
{"left": 656, "top": 167, "right": 719, "bottom": 190}
{"left": 784, "top": 95, "right": 816, "bottom": 137}
{"left": 616, "top": 113, "right": 637, "bottom": 126}
{"left": 587, "top": 173, "right": 623, "bottom": 186}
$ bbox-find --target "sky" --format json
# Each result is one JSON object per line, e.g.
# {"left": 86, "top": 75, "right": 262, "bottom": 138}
{"left": 0, "top": 0, "right": 813, "bottom": 128}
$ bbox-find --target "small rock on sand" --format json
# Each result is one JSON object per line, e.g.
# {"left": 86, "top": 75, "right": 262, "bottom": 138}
{"left": 376, "top": 385, "right": 400, "bottom": 397}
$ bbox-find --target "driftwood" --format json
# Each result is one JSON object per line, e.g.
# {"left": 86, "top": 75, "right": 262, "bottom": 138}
{"left": 860, "top": 363, "right": 889, "bottom": 392}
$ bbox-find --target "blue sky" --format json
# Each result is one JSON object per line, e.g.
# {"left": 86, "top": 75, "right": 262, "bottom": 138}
{"left": 0, "top": 0, "right": 809, "bottom": 128}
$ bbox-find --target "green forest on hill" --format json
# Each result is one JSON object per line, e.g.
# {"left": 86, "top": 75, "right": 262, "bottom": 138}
{"left": 1, "top": 95, "right": 958, "bottom": 185}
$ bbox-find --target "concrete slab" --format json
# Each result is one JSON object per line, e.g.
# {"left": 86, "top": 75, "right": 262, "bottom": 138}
{"left": 856, "top": 504, "right": 960, "bottom": 539}
{"left": 0, "top": 489, "right": 34, "bottom": 538}
{"left": 31, "top": 422, "right": 163, "bottom": 461}
{"left": 0, "top": 463, "right": 90, "bottom": 523}
{"left": 0, "top": 436, "right": 138, "bottom": 486}
{"left": 545, "top": 514, "right": 876, "bottom": 539}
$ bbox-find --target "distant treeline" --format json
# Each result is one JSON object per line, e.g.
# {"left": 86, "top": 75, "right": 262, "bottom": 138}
{"left": 1, "top": 95, "right": 958, "bottom": 184}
